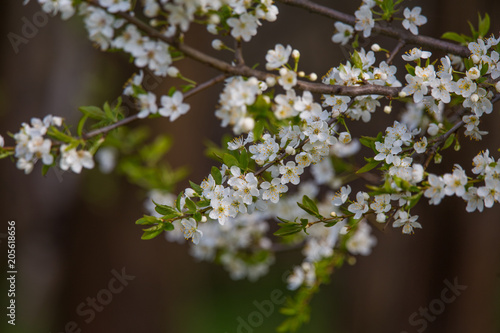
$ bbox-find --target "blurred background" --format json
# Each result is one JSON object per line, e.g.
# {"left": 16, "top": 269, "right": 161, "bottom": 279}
{"left": 1, "top": 0, "right": 500, "bottom": 332}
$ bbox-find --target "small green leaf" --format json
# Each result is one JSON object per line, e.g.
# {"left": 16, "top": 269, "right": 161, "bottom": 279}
{"left": 405, "top": 63, "right": 415, "bottom": 76}
{"left": 135, "top": 215, "right": 160, "bottom": 225}
{"left": 239, "top": 149, "right": 249, "bottom": 170}
{"left": 153, "top": 201, "right": 178, "bottom": 216}
{"left": 141, "top": 229, "right": 163, "bottom": 240}
{"left": 478, "top": 13, "right": 490, "bottom": 37}
{"left": 274, "top": 222, "right": 304, "bottom": 236}
{"left": 302, "top": 195, "right": 319, "bottom": 215}
{"left": 223, "top": 153, "right": 239, "bottom": 168}
{"left": 184, "top": 197, "right": 197, "bottom": 213}
{"left": 356, "top": 159, "right": 380, "bottom": 174}
{"left": 77, "top": 114, "right": 89, "bottom": 137}
{"left": 253, "top": 119, "right": 265, "bottom": 140}
{"left": 441, "top": 32, "right": 467, "bottom": 44}
{"left": 79, "top": 105, "right": 106, "bottom": 120}
{"left": 189, "top": 180, "right": 203, "bottom": 195}
{"left": 211, "top": 166, "right": 222, "bottom": 185}
{"left": 163, "top": 222, "right": 175, "bottom": 231}
{"left": 442, "top": 133, "right": 455, "bottom": 150}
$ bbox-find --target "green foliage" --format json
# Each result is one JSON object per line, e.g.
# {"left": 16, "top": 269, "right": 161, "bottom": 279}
{"left": 297, "top": 195, "right": 323, "bottom": 220}
{"left": 356, "top": 158, "right": 381, "bottom": 174}
{"left": 442, "top": 12, "right": 490, "bottom": 44}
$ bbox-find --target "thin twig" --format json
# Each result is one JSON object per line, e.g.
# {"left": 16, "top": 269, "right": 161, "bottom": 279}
{"left": 277, "top": 0, "right": 470, "bottom": 57}
{"left": 83, "top": 74, "right": 227, "bottom": 140}
{"left": 387, "top": 39, "right": 406, "bottom": 65}
{"left": 234, "top": 39, "right": 245, "bottom": 66}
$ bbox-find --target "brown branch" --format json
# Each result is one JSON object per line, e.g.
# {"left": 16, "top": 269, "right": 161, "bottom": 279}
{"left": 387, "top": 39, "right": 406, "bottom": 65}
{"left": 277, "top": 0, "right": 470, "bottom": 57}
{"left": 82, "top": 74, "right": 227, "bottom": 140}
{"left": 106, "top": 6, "right": 401, "bottom": 97}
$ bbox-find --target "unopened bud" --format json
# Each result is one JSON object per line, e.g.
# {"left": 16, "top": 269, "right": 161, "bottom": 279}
{"left": 470, "top": 93, "right": 479, "bottom": 103}
{"left": 330, "top": 211, "right": 337, "bottom": 217}
{"left": 211, "top": 39, "right": 223, "bottom": 50}
{"left": 384, "top": 105, "right": 392, "bottom": 114}
{"left": 240, "top": 117, "right": 255, "bottom": 132}
{"left": 167, "top": 66, "right": 179, "bottom": 77}
{"left": 496, "top": 81, "right": 500, "bottom": 93}
{"left": 265, "top": 76, "right": 276, "bottom": 87}
{"left": 471, "top": 54, "right": 480, "bottom": 64}
{"left": 292, "top": 49, "right": 300, "bottom": 59}
{"left": 209, "top": 14, "right": 220, "bottom": 24}
{"left": 309, "top": 73, "right": 317, "bottom": 81}
{"left": 201, "top": 216, "right": 207, "bottom": 222}
{"left": 298, "top": 71, "right": 305, "bottom": 77}
{"left": 285, "top": 146, "right": 296, "bottom": 155}
{"left": 371, "top": 43, "right": 381, "bottom": 52}
{"left": 398, "top": 91, "right": 407, "bottom": 98}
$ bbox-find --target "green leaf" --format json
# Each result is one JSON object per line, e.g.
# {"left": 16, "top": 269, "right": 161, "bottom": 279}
{"left": 239, "top": 149, "right": 249, "bottom": 170}
{"left": 135, "top": 215, "right": 160, "bottom": 225}
{"left": 405, "top": 63, "right": 415, "bottom": 76}
{"left": 223, "top": 153, "right": 239, "bottom": 168}
{"left": 442, "top": 133, "right": 455, "bottom": 150}
{"left": 153, "top": 201, "right": 178, "bottom": 216}
{"left": 406, "top": 192, "right": 423, "bottom": 210}
{"left": 301, "top": 195, "right": 320, "bottom": 216}
{"left": 79, "top": 105, "right": 106, "bottom": 120}
{"left": 441, "top": 32, "right": 467, "bottom": 44}
{"left": 189, "top": 180, "right": 203, "bottom": 195}
{"left": 253, "top": 119, "right": 265, "bottom": 140}
{"left": 47, "top": 127, "right": 74, "bottom": 143}
{"left": 356, "top": 159, "right": 380, "bottom": 174}
{"left": 141, "top": 229, "right": 163, "bottom": 240}
{"left": 211, "top": 166, "right": 222, "bottom": 185}
{"left": 163, "top": 222, "right": 175, "bottom": 231}
{"left": 77, "top": 114, "right": 89, "bottom": 137}
{"left": 478, "top": 13, "right": 490, "bottom": 37}
{"left": 274, "top": 222, "right": 304, "bottom": 237}
{"left": 184, "top": 197, "right": 197, "bottom": 213}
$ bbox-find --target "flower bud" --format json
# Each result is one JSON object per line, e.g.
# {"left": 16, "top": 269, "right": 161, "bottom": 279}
{"left": 201, "top": 216, "right": 207, "bottom": 222}
{"left": 265, "top": 76, "right": 276, "bottom": 87}
{"left": 209, "top": 14, "right": 220, "bottom": 24}
{"left": 309, "top": 73, "right": 317, "bottom": 81}
{"left": 330, "top": 211, "right": 337, "bottom": 217}
{"left": 285, "top": 146, "right": 296, "bottom": 155}
{"left": 211, "top": 39, "right": 223, "bottom": 50}
{"left": 471, "top": 54, "right": 480, "bottom": 64}
{"left": 495, "top": 81, "right": 500, "bottom": 93}
{"left": 470, "top": 93, "right": 479, "bottom": 103}
{"left": 427, "top": 123, "right": 439, "bottom": 136}
{"left": 384, "top": 105, "right": 392, "bottom": 114}
{"left": 167, "top": 66, "right": 179, "bottom": 77}
{"left": 298, "top": 71, "right": 305, "bottom": 77}
{"left": 240, "top": 117, "right": 255, "bottom": 132}
{"left": 207, "top": 24, "right": 218, "bottom": 35}
{"left": 292, "top": 49, "right": 300, "bottom": 59}
{"left": 371, "top": 43, "right": 381, "bottom": 52}
{"left": 398, "top": 91, "right": 407, "bottom": 98}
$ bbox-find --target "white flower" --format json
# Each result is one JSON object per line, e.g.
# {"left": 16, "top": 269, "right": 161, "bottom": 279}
{"left": 0, "top": 135, "right": 4, "bottom": 147}
{"left": 266, "top": 44, "right": 292, "bottom": 70}
{"left": 392, "top": 211, "right": 422, "bottom": 234}
{"left": 463, "top": 187, "right": 484, "bottom": 212}
{"left": 346, "top": 221, "right": 377, "bottom": 255}
{"left": 260, "top": 178, "right": 288, "bottom": 203}
{"left": 402, "top": 7, "right": 427, "bottom": 35}
{"left": 413, "top": 137, "right": 427, "bottom": 154}
{"left": 332, "top": 185, "right": 351, "bottom": 206}
{"left": 59, "top": 145, "right": 95, "bottom": 174}
{"left": 348, "top": 191, "right": 369, "bottom": 219}
{"left": 424, "top": 174, "right": 446, "bottom": 205}
{"left": 370, "top": 194, "right": 391, "bottom": 222}
{"left": 354, "top": 6, "right": 374, "bottom": 38}
{"left": 181, "top": 218, "right": 203, "bottom": 244}
{"left": 443, "top": 165, "right": 468, "bottom": 197}
{"left": 279, "top": 161, "right": 304, "bottom": 185}
{"left": 137, "top": 92, "right": 158, "bottom": 118}
{"left": 95, "top": 147, "right": 118, "bottom": 174}
{"left": 278, "top": 68, "right": 297, "bottom": 90}
{"left": 402, "top": 74, "right": 427, "bottom": 103}
{"left": 99, "top": 0, "right": 130, "bottom": 13}
{"left": 402, "top": 48, "right": 432, "bottom": 61}
{"left": 159, "top": 91, "right": 190, "bottom": 121}
{"left": 227, "top": 13, "right": 259, "bottom": 42}
{"left": 454, "top": 77, "right": 477, "bottom": 98}
{"left": 332, "top": 22, "right": 353, "bottom": 45}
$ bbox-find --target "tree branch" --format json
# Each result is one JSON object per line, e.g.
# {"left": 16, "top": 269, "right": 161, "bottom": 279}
{"left": 105, "top": 6, "right": 401, "bottom": 97}
{"left": 277, "top": 0, "right": 471, "bottom": 57}
{"left": 82, "top": 74, "right": 227, "bottom": 140}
